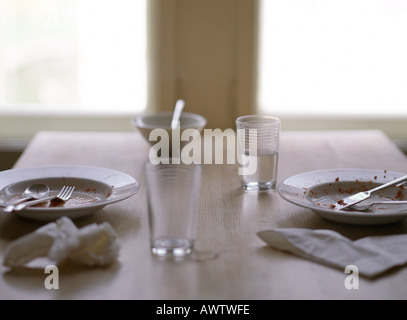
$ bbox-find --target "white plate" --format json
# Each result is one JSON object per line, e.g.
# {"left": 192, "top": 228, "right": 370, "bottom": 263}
{"left": 0, "top": 165, "right": 140, "bottom": 221}
{"left": 277, "top": 168, "right": 407, "bottom": 225}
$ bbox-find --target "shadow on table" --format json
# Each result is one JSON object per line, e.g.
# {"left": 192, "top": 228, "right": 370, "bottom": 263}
{"left": 2, "top": 259, "right": 121, "bottom": 297}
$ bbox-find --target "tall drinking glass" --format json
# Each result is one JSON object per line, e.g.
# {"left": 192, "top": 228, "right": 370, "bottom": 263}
{"left": 145, "top": 161, "right": 201, "bottom": 259}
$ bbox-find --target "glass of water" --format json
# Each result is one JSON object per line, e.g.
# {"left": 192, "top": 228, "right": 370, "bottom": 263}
{"left": 235, "top": 115, "right": 281, "bottom": 192}
{"left": 145, "top": 160, "right": 202, "bottom": 259}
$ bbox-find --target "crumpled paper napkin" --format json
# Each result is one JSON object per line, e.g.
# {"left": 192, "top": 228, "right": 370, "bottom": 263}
{"left": 257, "top": 228, "right": 407, "bottom": 278}
{"left": 4, "top": 216, "right": 120, "bottom": 268}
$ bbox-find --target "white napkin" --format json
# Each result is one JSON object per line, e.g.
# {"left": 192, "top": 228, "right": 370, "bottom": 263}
{"left": 4, "top": 217, "right": 120, "bottom": 268}
{"left": 257, "top": 228, "right": 407, "bottom": 278}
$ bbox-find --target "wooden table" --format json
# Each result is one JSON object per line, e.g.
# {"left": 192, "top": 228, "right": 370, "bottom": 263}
{"left": 1, "top": 129, "right": 407, "bottom": 300}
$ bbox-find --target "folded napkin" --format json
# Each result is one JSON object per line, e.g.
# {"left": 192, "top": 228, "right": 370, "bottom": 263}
{"left": 257, "top": 228, "right": 407, "bottom": 278}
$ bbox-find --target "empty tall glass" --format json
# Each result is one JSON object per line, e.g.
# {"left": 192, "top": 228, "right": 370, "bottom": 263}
{"left": 145, "top": 161, "right": 201, "bottom": 259}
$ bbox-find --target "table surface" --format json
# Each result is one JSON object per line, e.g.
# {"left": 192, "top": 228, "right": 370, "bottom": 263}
{"left": 1, "top": 129, "right": 407, "bottom": 300}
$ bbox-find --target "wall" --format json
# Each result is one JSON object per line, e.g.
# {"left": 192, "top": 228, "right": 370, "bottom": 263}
{"left": 147, "top": 0, "right": 258, "bottom": 130}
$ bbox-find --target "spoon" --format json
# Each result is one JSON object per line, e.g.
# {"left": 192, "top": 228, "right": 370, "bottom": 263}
{"left": 171, "top": 99, "right": 185, "bottom": 130}
{"left": 349, "top": 200, "right": 407, "bottom": 211}
{"left": 3, "top": 183, "right": 50, "bottom": 213}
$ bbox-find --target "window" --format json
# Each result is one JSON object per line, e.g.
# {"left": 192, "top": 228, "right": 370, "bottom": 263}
{"left": 258, "top": 0, "right": 407, "bottom": 118}
{"left": 0, "top": 0, "right": 146, "bottom": 115}
{"left": 2, "top": 0, "right": 406, "bottom": 144}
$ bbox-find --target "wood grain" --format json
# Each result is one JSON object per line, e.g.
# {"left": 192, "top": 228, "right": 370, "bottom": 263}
{"left": 1, "top": 130, "right": 407, "bottom": 299}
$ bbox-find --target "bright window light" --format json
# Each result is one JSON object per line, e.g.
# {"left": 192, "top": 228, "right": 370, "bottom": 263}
{"left": 257, "top": 0, "right": 407, "bottom": 117}
{"left": 0, "top": 0, "right": 146, "bottom": 115}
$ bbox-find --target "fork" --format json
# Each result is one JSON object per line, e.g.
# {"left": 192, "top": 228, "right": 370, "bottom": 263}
{"left": 334, "top": 174, "right": 407, "bottom": 210}
{"left": 11, "top": 186, "right": 75, "bottom": 212}
{"left": 350, "top": 200, "right": 407, "bottom": 211}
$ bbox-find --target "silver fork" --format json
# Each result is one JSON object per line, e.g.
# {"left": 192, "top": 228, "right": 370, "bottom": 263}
{"left": 330, "top": 193, "right": 407, "bottom": 211}
{"left": 333, "top": 174, "right": 407, "bottom": 210}
{"left": 351, "top": 200, "right": 407, "bottom": 211}
{"left": 11, "top": 186, "right": 75, "bottom": 212}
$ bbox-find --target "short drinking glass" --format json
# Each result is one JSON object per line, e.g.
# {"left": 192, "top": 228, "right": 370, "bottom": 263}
{"left": 235, "top": 115, "right": 280, "bottom": 192}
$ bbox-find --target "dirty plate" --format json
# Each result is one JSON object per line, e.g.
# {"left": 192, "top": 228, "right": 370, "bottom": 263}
{"left": 278, "top": 168, "right": 407, "bottom": 225}
{"left": 0, "top": 165, "right": 140, "bottom": 221}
